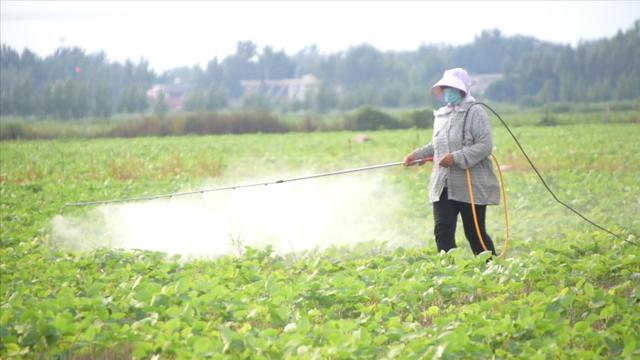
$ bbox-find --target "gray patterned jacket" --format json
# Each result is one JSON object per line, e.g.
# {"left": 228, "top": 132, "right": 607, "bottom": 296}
{"left": 413, "top": 102, "right": 500, "bottom": 205}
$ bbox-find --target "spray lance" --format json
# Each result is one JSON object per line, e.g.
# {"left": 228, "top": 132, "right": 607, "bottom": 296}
{"left": 65, "top": 102, "right": 635, "bottom": 250}
{"left": 65, "top": 159, "right": 429, "bottom": 207}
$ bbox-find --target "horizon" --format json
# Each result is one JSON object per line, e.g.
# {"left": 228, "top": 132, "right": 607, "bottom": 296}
{"left": 1, "top": 1, "right": 639, "bottom": 72}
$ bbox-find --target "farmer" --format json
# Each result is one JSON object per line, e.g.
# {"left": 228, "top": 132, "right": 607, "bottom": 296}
{"left": 404, "top": 68, "right": 499, "bottom": 255}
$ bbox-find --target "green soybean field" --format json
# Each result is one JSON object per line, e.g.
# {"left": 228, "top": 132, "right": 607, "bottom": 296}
{"left": 1, "top": 123, "right": 639, "bottom": 359}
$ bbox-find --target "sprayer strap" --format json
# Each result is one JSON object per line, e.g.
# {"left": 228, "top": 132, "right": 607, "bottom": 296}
{"left": 461, "top": 102, "right": 481, "bottom": 146}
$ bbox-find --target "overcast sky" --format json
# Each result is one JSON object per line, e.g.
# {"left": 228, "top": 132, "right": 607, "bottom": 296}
{"left": 1, "top": 1, "right": 639, "bottom": 72}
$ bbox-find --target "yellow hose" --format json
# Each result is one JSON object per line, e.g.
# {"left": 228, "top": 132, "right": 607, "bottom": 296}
{"left": 465, "top": 154, "right": 510, "bottom": 257}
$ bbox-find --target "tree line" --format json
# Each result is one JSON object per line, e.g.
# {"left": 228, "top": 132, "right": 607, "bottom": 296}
{"left": 486, "top": 20, "right": 640, "bottom": 105}
{"left": 1, "top": 20, "right": 638, "bottom": 119}
{"left": 1, "top": 47, "right": 153, "bottom": 119}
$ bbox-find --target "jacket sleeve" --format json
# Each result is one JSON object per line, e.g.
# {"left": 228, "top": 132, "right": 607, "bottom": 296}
{"left": 413, "top": 143, "right": 434, "bottom": 160}
{"left": 451, "top": 107, "right": 492, "bottom": 169}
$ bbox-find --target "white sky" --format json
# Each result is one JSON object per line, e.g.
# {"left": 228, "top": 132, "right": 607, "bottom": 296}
{"left": 1, "top": 1, "right": 639, "bottom": 72}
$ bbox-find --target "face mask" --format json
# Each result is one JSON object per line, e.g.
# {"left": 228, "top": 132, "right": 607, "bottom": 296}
{"left": 443, "top": 88, "right": 463, "bottom": 105}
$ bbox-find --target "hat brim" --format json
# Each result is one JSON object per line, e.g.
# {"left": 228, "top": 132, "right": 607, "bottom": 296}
{"left": 432, "top": 76, "right": 467, "bottom": 100}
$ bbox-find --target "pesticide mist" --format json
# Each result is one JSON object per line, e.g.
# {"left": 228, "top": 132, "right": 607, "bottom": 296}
{"left": 52, "top": 172, "right": 412, "bottom": 258}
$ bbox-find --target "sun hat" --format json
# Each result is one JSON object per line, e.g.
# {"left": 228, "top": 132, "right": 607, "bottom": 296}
{"left": 432, "top": 68, "right": 472, "bottom": 100}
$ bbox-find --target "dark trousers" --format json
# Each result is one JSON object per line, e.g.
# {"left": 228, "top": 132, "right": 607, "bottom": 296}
{"left": 433, "top": 188, "right": 496, "bottom": 255}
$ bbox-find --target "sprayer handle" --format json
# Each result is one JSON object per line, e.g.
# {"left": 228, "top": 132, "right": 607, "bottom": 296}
{"left": 416, "top": 156, "right": 434, "bottom": 165}
{"left": 405, "top": 156, "right": 433, "bottom": 166}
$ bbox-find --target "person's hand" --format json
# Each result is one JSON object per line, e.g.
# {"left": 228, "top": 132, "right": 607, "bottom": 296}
{"left": 404, "top": 153, "right": 415, "bottom": 166}
{"left": 404, "top": 152, "right": 432, "bottom": 166}
{"left": 439, "top": 153, "right": 455, "bottom": 167}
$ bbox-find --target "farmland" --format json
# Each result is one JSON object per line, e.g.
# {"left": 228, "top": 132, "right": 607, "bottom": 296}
{"left": 1, "top": 122, "right": 639, "bottom": 358}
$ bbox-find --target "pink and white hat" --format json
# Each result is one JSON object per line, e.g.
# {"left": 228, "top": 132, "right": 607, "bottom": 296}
{"left": 432, "top": 68, "right": 473, "bottom": 101}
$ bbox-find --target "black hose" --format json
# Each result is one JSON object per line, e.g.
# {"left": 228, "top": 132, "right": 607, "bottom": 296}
{"left": 470, "top": 102, "right": 635, "bottom": 246}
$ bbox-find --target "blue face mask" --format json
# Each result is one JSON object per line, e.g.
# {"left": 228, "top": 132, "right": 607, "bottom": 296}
{"left": 443, "top": 88, "right": 463, "bottom": 105}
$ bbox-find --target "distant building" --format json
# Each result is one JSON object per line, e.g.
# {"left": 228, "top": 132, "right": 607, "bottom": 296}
{"left": 146, "top": 78, "right": 187, "bottom": 111}
{"left": 470, "top": 73, "right": 503, "bottom": 97}
{"left": 241, "top": 74, "right": 319, "bottom": 103}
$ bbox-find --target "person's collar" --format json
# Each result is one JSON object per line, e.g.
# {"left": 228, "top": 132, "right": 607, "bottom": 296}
{"left": 434, "top": 104, "right": 454, "bottom": 116}
{"left": 433, "top": 96, "right": 476, "bottom": 116}
{"left": 433, "top": 103, "right": 469, "bottom": 116}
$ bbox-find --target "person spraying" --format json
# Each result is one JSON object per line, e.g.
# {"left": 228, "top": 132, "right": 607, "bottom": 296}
{"left": 404, "top": 68, "right": 499, "bottom": 255}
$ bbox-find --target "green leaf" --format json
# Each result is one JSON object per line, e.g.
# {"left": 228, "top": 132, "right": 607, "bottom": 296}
{"left": 220, "top": 326, "right": 244, "bottom": 353}
{"left": 193, "top": 336, "right": 216, "bottom": 354}
{"left": 622, "top": 333, "right": 637, "bottom": 357}
{"left": 270, "top": 306, "right": 289, "bottom": 325}
{"left": 132, "top": 341, "right": 154, "bottom": 358}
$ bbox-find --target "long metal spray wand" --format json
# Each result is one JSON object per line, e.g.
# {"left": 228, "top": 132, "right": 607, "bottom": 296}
{"left": 64, "top": 158, "right": 432, "bottom": 208}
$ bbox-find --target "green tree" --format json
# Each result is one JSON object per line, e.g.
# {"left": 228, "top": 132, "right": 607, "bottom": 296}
{"left": 205, "top": 88, "right": 228, "bottom": 110}
{"left": 310, "top": 83, "right": 338, "bottom": 114}
{"left": 93, "top": 82, "right": 112, "bottom": 117}
{"left": 184, "top": 91, "right": 205, "bottom": 112}
{"left": 153, "top": 90, "right": 169, "bottom": 118}
{"left": 259, "top": 46, "right": 295, "bottom": 80}
{"left": 242, "top": 93, "right": 270, "bottom": 110}
{"left": 345, "top": 106, "right": 400, "bottom": 130}
{"left": 222, "top": 41, "right": 260, "bottom": 97}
